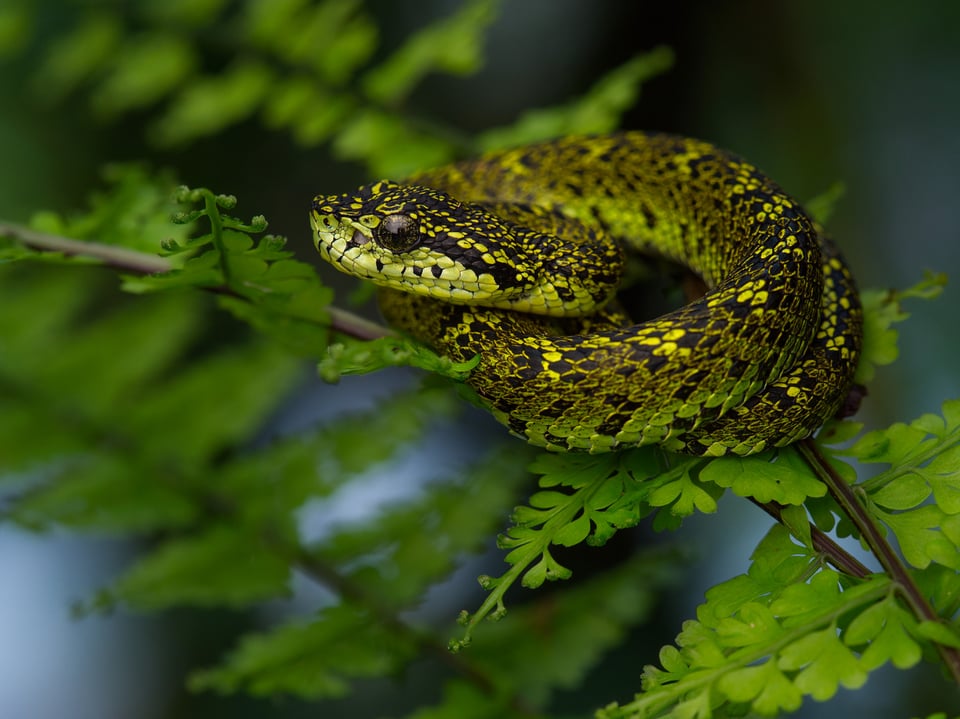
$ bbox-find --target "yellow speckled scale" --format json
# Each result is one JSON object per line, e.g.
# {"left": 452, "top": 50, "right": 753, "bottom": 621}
{"left": 312, "top": 132, "right": 862, "bottom": 456}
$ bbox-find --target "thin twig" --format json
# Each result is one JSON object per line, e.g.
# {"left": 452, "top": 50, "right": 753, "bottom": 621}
{"left": 0, "top": 221, "right": 389, "bottom": 341}
{"left": 797, "top": 438, "right": 960, "bottom": 684}
{"left": 751, "top": 498, "right": 871, "bottom": 579}
{"left": 0, "top": 222, "right": 173, "bottom": 274}
{"left": 326, "top": 305, "right": 391, "bottom": 340}
{"left": 288, "top": 544, "right": 542, "bottom": 717}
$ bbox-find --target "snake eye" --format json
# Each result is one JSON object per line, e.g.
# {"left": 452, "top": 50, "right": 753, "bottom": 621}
{"left": 374, "top": 214, "right": 420, "bottom": 253}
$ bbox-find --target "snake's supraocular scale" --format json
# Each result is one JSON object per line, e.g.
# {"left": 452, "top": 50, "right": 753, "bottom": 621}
{"left": 311, "top": 132, "right": 863, "bottom": 456}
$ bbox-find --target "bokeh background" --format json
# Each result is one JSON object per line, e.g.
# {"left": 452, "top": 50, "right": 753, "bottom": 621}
{"left": 1, "top": 1, "right": 958, "bottom": 717}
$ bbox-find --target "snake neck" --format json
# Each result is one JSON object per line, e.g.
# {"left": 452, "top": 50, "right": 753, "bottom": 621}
{"left": 477, "top": 202, "right": 625, "bottom": 317}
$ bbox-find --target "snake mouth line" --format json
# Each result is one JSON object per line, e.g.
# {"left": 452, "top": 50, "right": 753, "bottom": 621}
{"left": 315, "top": 230, "right": 510, "bottom": 304}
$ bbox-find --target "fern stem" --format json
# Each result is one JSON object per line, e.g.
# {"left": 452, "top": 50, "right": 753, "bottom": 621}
{"left": 0, "top": 221, "right": 391, "bottom": 341}
{"left": 202, "top": 191, "right": 232, "bottom": 286}
{"left": 612, "top": 577, "right": 894, "bottom": 718}
{"left": 751, "top": 499, "right": 871, "bottom": 579}
{"left": 797, "top": 438, "right": 960, "bottom": 685}
{"left": 287, "top": 543, "right": 542, "bottom": 717}
{"left": 326, "top": 305, "right": 391, "bottom": 340}
{"left": 0, "top": 222, "right": 172, "bottom": 274}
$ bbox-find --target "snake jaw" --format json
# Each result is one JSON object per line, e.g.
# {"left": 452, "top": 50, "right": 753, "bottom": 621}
{"left": 311, "top": 189, "right": 626, "bottom": 317}
{"left": 312, "top": 208, "right": 516, "bottom": 303}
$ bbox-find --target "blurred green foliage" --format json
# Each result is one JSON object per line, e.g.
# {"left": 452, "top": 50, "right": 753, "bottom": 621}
{"left": 1, "top": 2, "right": 959, "bottom": 719}
{"left": 12, "top": 0, "right": 668, "bottom": 178}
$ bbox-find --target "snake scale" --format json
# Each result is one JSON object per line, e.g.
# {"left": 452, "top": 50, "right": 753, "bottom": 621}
{"left": 311, "top": 132, "right": 862, "bottom": 456}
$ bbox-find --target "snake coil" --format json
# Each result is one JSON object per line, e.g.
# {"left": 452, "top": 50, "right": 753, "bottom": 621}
{"left": 312, "top": 132, "right": 862, "bottom": 456}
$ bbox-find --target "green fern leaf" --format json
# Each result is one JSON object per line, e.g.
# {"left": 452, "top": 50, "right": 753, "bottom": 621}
{"left": 607, "top": 527, "right": 903, "bottom": 718}
{"left": 108, "top": 524, "right": 292, "bottom": 610}
{"left": 0, "top": 4, "right": 29, "bottom": 56}
{"left": 319, "top": 336, "right": 478, "bottom": 382}
{"left": 844, "top": 597, "right": 924, "bottom": 670}
{"left": 805, "top": 182, "right": 846, "bottom": 225}
{"left": 151, "top": 60, "right": 273, "bottom": 145}
{"left": 856, "top": 271, "right": 946, "bottom": 384}
{"left": 699, "top": 449, "right": 827, "bottom": 505}
{"left": 716, "top": 661, "right": 802, "bottom": 715}
{"left": 332, "top": 108, "right": 457, "bottom": 178}
{"left": 828, "top": 398, "right": 960, "bottom": 570}
{"left": 465, "top": 553, "right": 677, "bottom": 708}
{"left": 361, "top": 0, "right": 499, "bottom": 104}
{"left": 315, "top": 449, "right": 530, "bottom": 605}
{"left": 9, "top": 454, "right": 198, "bottom": 532}
{"left": 403, "top": 680, "right": 518, "bottom": 719}
{"left": 33, "top": 12, "right": 122, "bottom": 98}
{"left": 477, "top": 47, "right": 674, "bottom": 151}
{"left": 874, "top": 504, "right": 960, "bottom": 570}
{"left": 777, "top": 625, "right": 868, "bottom": 700}
{"left": 188, "top": 604, "right": 417, "bottom": 699}
{"left": 91, "top": 34, "right": 196, "bottom": 115}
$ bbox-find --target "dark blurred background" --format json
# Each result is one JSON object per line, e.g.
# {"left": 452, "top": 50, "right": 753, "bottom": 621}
{"left": 1, "top": 1, "right": 958, "bottom": 717}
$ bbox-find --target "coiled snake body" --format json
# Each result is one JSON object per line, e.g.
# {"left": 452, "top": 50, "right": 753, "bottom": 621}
{"left": 312, "top": 132, "right": 862, "bottom": 456}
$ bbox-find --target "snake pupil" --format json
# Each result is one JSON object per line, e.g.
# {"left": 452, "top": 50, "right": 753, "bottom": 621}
{"left": 375, "top": 214, "right": 420, "bottom": 253}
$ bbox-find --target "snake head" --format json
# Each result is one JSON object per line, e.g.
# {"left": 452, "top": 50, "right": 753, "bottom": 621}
{"left": 312, "top": 180, "right": 547, "bottom": 306}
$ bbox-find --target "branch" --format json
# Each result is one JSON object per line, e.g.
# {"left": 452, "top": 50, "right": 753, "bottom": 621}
{"left": 0, "top": 221, "right": 390, "bottom": 341}
{"left": 325, "top": 305, "right": 391, "bottom": 341}
{"left": 797, "top": 438, "right": 960, "bottom": 684}
{"left": 0, "top": 222, "right": 172, "bottom": 274}
{"left": 286, "top": 542, "right": 542, "bottom": 717}
{"left": 751, "top": 498, "right": 871, "bottom": 579}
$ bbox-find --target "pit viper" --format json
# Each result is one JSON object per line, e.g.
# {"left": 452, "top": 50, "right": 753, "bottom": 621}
{"left": 311, "top": 132, "right": 862, "bottom": 456}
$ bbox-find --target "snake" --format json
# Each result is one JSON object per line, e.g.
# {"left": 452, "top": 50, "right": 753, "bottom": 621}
{"left": 311, "top": 132, "right": 862, "bottom": 456}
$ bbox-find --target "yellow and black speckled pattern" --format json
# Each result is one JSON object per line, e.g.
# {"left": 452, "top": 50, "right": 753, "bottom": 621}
{"left": 311, "top": 132, "right": 862, "bottom": 456}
